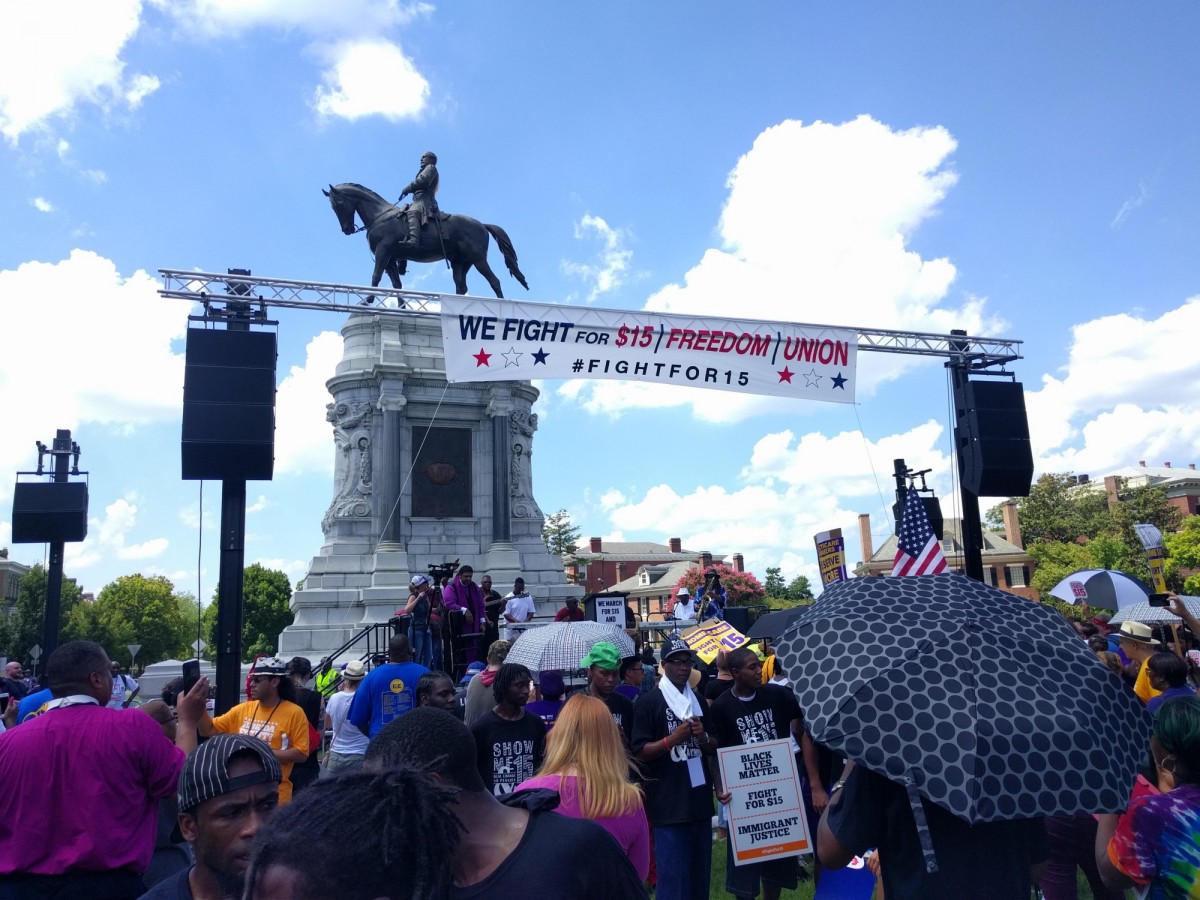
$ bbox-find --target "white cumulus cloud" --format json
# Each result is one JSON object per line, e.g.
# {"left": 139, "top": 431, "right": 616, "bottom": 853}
{"left": 559, "top": 115, "right": 1000, "bottom": 422}
{"left": 0, "top": 251, "right": 191, "bottom": 500}
{"left": 67, "top": 493, "right": 168, "bottom": 572}
{"left": 561, "top": 215, "right": 634, "bottom": 302}
{"left": 313, "top": 40, "right": 429, "bottom": 122}
{"left": 274, "top": 331, "right": 343, "bottom": 476}
{"left": 0, "top": 0, "right": 158, "bottom": 142}
{"left": 31, "top": 197, "right": 54, "bottom": 213}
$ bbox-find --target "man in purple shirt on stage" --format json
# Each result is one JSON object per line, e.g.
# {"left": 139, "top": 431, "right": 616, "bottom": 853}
{"left": 444, "top": 565, "right": 488, "bottom": 665}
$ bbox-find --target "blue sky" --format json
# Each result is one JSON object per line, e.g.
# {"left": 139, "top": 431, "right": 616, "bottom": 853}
{"left": 2, "top": 1, "right": 1198, "bottom": 601}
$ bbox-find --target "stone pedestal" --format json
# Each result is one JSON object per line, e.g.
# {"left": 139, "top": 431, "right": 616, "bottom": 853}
{"left": 279, "top": 310, "right": 581, "bottom": 662}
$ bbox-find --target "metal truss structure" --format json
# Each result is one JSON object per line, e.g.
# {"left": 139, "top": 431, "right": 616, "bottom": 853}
{"left": 159, "top": 269, "right": 1022, "bottom": 370}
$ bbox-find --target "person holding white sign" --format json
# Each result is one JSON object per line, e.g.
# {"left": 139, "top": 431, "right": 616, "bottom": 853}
{"left": 630, "top": 633, "right": 719, "bottom": 900}
{"left": 709, "top": 646, "right": 807, "bottom": 899}
{"left": 501, "top": 577, "right": 536, "bottom": 641}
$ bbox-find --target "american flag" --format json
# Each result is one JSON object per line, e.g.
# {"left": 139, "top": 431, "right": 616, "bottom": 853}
{"left": 892, "top": 488, "right": 948, "bottom": 576}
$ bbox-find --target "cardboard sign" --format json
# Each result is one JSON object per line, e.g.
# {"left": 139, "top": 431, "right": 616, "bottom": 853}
{"left": 594, "top": 596, "right": 627, "bottom": 627}
{"left": 1069, "top": 580, "right": 1088, "bottom": 600}
{"left": 718, "top": 739, "right": 812, "bottom": 865}
{"left": 815, "top": 529, "right": 848, "bottom": 587}
{"left": 681, "top": 618, "right": 748, "bottom": 664}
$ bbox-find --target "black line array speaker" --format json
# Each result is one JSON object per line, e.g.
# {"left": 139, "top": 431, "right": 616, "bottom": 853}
{"left": 182, "top": 329, "right": 277, "bottom": 481}
{"left": 724, "top": 604, "right": 752, "bottom": 635}
{"left": 11, "top": 482, "right": 89, "bottom": 543}
{"left": 954, "top": 379, "right": 1034, "bottom": 498}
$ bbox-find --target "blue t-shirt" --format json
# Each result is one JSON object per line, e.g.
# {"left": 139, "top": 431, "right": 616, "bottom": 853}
{"left": 15, "top": 687, "right": 53, "bottom": 725}
{"left": 347, "top": 661, "right": 430, "bottom": 738}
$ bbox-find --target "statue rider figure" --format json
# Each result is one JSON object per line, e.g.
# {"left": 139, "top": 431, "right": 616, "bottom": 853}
{"left": 397, "top": 151, "right": 440, "bottom": 246}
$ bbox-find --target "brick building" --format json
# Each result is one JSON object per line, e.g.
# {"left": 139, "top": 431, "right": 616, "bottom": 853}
{"left": 567, "top": 536, "right": 745, "bottom": 594}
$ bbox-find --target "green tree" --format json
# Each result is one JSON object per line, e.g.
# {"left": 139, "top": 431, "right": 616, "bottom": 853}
{"left": 205, "top": 564, "right": 294, "bottom": 661}
{"left": 785, "top": 575, "right": 815, "bottom": 602}
{"left": 763, "top": 567, "right": 787, "bottom": 598}
{"left": 1000, "top": 474, "right": 1111, "bottom": 545}
{"left": 541, "top": 509, "right": 582, "bottom": 558}
{"left": 675, "top": 563, "right": 765, "bottom": 607}
{"left": 1027, "top": 541, "right": 1098, "bottom": 601}
{"left": 77, "top": 574, "right": 192, "bottom": 667}
{"left": 0, "top": 564, "right": 84, "bottom": 667}
{"left": 1164, "top": 515, "right": 1200, "bottom": 593}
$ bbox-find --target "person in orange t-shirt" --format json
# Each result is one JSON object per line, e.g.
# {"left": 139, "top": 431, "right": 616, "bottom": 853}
{"left": 196, "top": 657, "right": 309, "bottom": 803}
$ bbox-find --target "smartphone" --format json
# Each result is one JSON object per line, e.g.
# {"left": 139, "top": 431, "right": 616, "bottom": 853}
{"left": 181, "top": 659, "right": 201, "bottom": 694}
{"left": 1148, "top": 593, "right": 1171, "bottom": 608}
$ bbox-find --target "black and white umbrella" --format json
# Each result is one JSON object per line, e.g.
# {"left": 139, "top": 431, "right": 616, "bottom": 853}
{"left": 503, "top": 621, "right": 636, "bottom": 672}
{"left": 1047, "top": 568, "right": 1151, "bottom": 612}
{"left": 776, "top": 573, "right": 1150, "bottom": 827}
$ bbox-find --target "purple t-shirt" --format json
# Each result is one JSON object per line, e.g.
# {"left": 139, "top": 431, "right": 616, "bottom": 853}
{"left": 0, "top": 703, "right": 184, "bottom": 875}
{"left": 525, "top": 698, "right": 564, "bottom": 729}
{"left": 517, "top": 773, "right": 650, "bottom": 881}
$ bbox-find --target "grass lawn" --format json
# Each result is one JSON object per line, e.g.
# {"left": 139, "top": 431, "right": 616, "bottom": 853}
{"left": 706, "top": 837, "right": 1125, "bottom": 899}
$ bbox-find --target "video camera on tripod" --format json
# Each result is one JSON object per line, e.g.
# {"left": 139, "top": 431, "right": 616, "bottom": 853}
{"left": 427, "top": 559, "right": 460, "bottom": 585}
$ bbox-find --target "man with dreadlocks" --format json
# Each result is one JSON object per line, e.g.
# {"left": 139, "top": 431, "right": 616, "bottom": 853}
{"left": 365, "top": 707, "right": 649, "bottom": 898}
{"left": 470, "top": 662, "right": 546, "bottom": 796}
{"left": 243, "top": 767, "right": 461, "bottom": 899}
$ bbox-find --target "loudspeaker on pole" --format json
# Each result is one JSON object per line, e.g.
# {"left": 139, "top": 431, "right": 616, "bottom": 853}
{"left": 181, "top": 329, "right": 277, "bottom": 481}
{"left": 954, "top": 380, "right": 1034, "bottom": 498}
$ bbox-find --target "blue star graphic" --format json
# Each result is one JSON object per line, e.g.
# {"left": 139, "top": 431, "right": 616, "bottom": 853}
{"left": 532, "top": 347, "right": 549, "bottom": 365}
{"left": 831, "top": 372, "right": 847, "bottom": 390}
{"left": 501, "top": 346, "right": 523, "bottom": 368}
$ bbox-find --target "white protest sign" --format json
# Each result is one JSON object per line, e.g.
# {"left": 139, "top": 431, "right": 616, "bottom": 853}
{"left": 718, "top": 738, "right": 812, "bottom": 866}
{"left": 594, "top": 596, "right": 626, "bottom": 627}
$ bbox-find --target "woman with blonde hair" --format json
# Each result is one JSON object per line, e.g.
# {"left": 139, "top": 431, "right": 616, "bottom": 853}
{"left": 517, "top": 693, "right": 650, "bottom": 880}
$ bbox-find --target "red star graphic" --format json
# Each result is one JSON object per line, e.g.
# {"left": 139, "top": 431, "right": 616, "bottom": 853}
{"left": 777, "top": 367, "right": 794, "bottom": 383}
{"left": 473, "top": 348, "right": 492, "bottom": 367}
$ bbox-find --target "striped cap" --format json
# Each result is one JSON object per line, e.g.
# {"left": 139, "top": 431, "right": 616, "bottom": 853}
{"left": 177, "top": 733, "right": 282, "bottom": 813}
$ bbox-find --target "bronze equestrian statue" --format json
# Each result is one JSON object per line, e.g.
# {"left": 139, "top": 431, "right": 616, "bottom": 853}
{"left": 324, "top": 176, "right": 528, "bottom": 300}
{"left": 397, "top": 151, "right": 440, "bottom": 250}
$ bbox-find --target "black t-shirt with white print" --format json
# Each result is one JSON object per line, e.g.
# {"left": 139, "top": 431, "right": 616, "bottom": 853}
{"left": 471, "top": 709, "right": 547, "bottom": 797}
{"left": 708, "top": 682, "right": 801, "bottom": 748}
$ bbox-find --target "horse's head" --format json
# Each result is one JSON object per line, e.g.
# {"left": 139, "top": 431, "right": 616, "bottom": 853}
{"left": 324, "top": 184, "right": 357, "bottom": 235}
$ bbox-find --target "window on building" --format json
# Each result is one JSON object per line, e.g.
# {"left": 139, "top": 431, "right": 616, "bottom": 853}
{"left": 982, "top": 566, "right": 995, "bottom": 587}
{"left": 1006, "top": 565, "right": 1027, "bottom": 588}
{"left": 4, "top": 575, "right": 19, "bottom": 601}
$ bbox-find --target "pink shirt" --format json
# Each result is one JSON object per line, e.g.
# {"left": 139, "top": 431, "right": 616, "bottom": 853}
{"left": 0, "top": 704, "right": 184, "bottom": 875}
{"left": 518, "top": 773, "right": 650, "bottom": 880}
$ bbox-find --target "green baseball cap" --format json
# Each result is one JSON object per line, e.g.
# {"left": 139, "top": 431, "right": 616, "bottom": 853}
{"left": 580, "top": 641, "right": 622, "bottom": 671}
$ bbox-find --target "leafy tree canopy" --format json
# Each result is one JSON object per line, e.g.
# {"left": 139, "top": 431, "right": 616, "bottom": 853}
{"left": 674, "top": 562, "right": 765, "bottom": 607}
{"left": 204, "top": 563, "right": 294, "bottom": 661}
{"left": 541, "top": 509, "right": 582, "bottom": 559}
{"left": 0, "top": 564, "right": 83, "bottom": 666}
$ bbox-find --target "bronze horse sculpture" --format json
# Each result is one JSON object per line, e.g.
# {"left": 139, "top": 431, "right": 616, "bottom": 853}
{"left": 324, "top": 182, "right": 528, "bottom": 300}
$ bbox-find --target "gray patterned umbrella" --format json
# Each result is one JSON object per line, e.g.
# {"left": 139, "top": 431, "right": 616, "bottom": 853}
{"left": 503, "top": 621, "right": 636, "bottom": 671}
{"left": 775, "top": 573, "right": 1151, "bottom": 825}
{"left": 1109, "top": 595, "right": 1200, "bottom": 626}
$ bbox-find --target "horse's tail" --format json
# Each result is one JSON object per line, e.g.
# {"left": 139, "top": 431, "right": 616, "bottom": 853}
{"left": 485, "top": 224, "right": 529, "bottom": 291}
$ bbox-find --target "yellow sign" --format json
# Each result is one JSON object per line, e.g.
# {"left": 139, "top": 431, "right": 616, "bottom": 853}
{"left": 682, "top": 618, "right": 748, "bottom": 664}
{"left": 1147, "top": 547, "right": 1168, "bottom": 594}
{"left": 389, "top": 678, "right": 406, "bottom": 693}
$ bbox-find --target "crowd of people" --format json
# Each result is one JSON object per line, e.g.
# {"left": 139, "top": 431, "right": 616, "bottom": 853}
{"left": 1, "top": 582, "right": 1199, "bottom": 899}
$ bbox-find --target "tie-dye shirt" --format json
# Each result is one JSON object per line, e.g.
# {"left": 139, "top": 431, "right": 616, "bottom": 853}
{"left": 1109, "top": 783, "right": 1200, "bottom": 900}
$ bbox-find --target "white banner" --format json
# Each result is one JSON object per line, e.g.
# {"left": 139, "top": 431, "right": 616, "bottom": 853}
{"left": 440, "top": 297, "right": 857, "bottom": 402}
